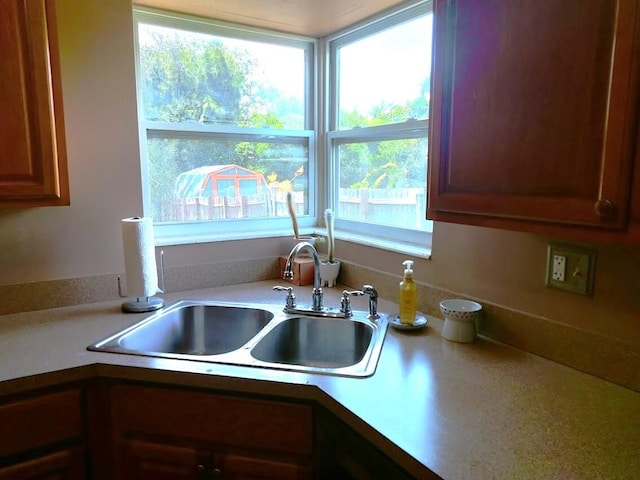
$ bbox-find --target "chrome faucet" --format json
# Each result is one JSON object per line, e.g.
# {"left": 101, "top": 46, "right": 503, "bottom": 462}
{"left": 276, "top": 242, "right": 381, "bottom": 320}
{"left": 283, "top": 241, "right": 323, "bottom": 311}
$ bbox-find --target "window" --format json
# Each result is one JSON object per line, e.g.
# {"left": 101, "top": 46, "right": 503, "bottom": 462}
{"left": 134, "top": 3, "right": 432, "bottom": 251}
{"left": 134, "top": 10, "right": 316, "bottom": 241}
{"left": 327, "top": 4, "right": 433, "bottom": 248}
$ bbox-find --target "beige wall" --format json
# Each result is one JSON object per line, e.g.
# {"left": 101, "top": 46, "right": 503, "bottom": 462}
{"left": 338, "top": 224, "right": 640, "bottom": 345}
{"left": 0, "top": 1, "right": 638, "bottom": 350}
{"left": 0, "top": 0, "right": 285, "bottom": 284}
{"left": 0, "top": 0, "right": 142, "bottom": 283}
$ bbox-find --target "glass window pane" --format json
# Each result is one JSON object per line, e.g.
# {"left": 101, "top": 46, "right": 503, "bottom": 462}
{"left": 337, "top": 137, "right": 428, "bottom": 230}
{"left": 138, "top": 23, "right": 306, "bottom": 129}
{"left": 337, "top": 15, "right": 432, "bottom": 129}
{"left": 147, "top": 134, "right": 309, "bottom": 222}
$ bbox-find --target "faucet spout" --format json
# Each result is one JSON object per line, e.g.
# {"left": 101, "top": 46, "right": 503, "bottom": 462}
{"left": 284, "top": 241, "right": 323, "bottom": 311}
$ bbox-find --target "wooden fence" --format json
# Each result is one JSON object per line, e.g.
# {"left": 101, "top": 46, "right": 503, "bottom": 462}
{"left": 170, "top": 190, "right": 305, "bottom": 222}
{"left": 338, "top": 188, "right": 427, "bottom": 229}
{"left": 166, "top": 188, "right": 425, "bottom": 228}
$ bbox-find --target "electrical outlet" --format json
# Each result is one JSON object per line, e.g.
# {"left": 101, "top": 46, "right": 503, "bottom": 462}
{"left": 552, "top": 255, "right": 566, "bottom": 281}
{"left": 546, "top": 244, "right": 596, "bottom": 295}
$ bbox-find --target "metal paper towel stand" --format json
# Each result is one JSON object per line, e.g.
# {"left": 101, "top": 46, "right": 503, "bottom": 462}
{"left": 117, "top": 250, "right": 165, "bottom": 313}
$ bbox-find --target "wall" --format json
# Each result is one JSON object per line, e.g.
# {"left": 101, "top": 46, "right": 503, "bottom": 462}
{"left": 339, "top": 224, "right": 639, "bottom": 346}
{"left": 0, "top": 1, "right": 637, "bottom": 385}
{"left": 0, "top": 0, "right": 142, "bottom": 283}
{"left": 0, "top": 0, "right": 286, "bottom": 285}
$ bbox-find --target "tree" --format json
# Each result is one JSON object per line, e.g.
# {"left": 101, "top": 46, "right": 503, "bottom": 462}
{"left": 338, "top": 101, "right": 427, "bottom": 190}
{"left": 139, "top": 27, "right": 309, "bottom": 220}
{"left": 138, "top": 23, "right": 428, "bottom": 222}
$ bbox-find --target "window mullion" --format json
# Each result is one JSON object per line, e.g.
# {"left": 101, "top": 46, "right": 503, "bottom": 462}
{"left": 328, "top": 120, "right": 428, "bottom": 143}
{"left": 143, "top": 120, "right": 313, "bottom": 139}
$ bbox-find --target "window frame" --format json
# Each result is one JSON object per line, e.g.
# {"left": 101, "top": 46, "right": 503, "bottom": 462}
{"left": 132, "top": 3, "right": 432, "bottom": 255}
{"left": 325, "top": 1, "right": 433, "bottom": 253}
{"left": 133, "top": 7, "right": 318, "bottom": 245}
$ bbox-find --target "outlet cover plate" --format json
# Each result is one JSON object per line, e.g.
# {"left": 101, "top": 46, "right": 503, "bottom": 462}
{"left": 546, "top": 244, "right": 596, "bottom": 295}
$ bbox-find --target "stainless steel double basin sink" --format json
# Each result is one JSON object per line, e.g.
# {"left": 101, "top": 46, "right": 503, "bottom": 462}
{"left": 88, "top": 300, "right": 389, "bottom": 377}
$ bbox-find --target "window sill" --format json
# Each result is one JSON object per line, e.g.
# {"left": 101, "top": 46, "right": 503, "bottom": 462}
{"left": 155, "top": 228, "right": 296, "bottom": 247}
{"left": 314, "top": 229, "right": 432, "bottom": 259}
{"left": 156, "top": 227, "right": 431, "bottom": 259}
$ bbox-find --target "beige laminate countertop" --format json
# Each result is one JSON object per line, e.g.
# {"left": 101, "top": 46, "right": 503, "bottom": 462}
{"left": 0, "top": 280, "right": 638, "bottom": 479}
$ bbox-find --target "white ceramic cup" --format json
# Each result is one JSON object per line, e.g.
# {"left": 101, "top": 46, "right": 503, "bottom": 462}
{"left": 319, "top": 260, "right": 340, "bottom": 287}
{"left": 439, "top": 299, "right": 483, "bottom": 343}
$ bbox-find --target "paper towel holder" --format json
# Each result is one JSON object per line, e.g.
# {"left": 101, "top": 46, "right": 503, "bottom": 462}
{"left": 117, "top": 250, "right": 166, "bottom": 313}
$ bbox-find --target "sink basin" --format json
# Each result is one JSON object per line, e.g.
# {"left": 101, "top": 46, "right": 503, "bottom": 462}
{"left": 88, "top": 300, "right": 388, "bottom": 377}
{"left": 251, "top": 316, "right": 373, "bottom": 369}
{"left": 89, "top": 301, "right": 274, "bottom": 356}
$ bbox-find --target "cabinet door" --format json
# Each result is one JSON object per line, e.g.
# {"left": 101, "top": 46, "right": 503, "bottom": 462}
{"left": 428, "top": 0, "right": 640, "bottom": 232}
{"left": 110, "top": 385, "right": 314, "bottom": 479}
{"left": 0, "top": 0, "right": 69, "bottom": 205}
{"left": 0, "top": 447, "right": 86, "bottom": 480}
{"left": 119, "top": 439, "right": 211, "bottom": 480}
{"left": 213, "top": 453, "right": 312, "bottom": 480}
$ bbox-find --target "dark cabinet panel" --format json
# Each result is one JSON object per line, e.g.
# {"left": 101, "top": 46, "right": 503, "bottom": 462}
{"left": 110, "top": 384, "right": 313, "bottom": 480}
{"left": 428, "top": 0, "right": 640, "bottom": 243}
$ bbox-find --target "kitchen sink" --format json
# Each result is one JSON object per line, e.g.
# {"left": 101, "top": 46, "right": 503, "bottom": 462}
{"left": 251, "top": 316, "right": 373, "bottom": 369}
{"left": 88, "top": 300, "right": 388, "bottom": 377}
{"left": 95, "top": 302, "right": 274, "bottom": 356}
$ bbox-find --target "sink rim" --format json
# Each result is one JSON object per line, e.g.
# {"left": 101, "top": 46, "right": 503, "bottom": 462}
{"left": 88, "top": 300, "right": 274, "bottom": 356}
{"left": 87, "top": 299, "right": 388, "bottom": 378}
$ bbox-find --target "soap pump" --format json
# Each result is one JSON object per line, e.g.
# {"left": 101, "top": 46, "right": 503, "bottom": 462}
{"left": 399, "top": 260, "right": 417, "bottom": 325}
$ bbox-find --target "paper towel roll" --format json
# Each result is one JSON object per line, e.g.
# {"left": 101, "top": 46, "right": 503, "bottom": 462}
{"left": 121, "top": 217, "right": 159, "bottom": 298}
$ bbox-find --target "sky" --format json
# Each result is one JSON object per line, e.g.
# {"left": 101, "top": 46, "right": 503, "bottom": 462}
{"left": 338, "top": 14, "right": 433, "bottom": 113}
{"left": 227, "top": 13, "right": 433, "bottom": 114}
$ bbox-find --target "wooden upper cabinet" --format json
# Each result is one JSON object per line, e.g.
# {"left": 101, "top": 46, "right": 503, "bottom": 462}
{"left": 428, "top": 0, "right": 640, "bottom": 240}
{"left": 0, "top": 0, "right": 69, "bottom": 206}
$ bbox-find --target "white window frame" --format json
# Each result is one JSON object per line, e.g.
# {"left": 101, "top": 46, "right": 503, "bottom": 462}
{"left": 324, "top": 1, "right": 433, "bottom": 256}
{"left": 133, "top": 8, "right": 318, "bottom": 245}
{"left": 133, "top": 4, "right": 432, "bottom": 255}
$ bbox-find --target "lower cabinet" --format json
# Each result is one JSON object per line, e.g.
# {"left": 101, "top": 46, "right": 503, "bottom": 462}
{"left": 316, "top": 407, "right": 423, "bottom": 480}
{"left": 0, "top": 380, "right": 421, "bottom": 479}
{"left": 0, "top": 387, "right": 87, "bottom": 479}
{"left": 109, "top": 384, "right": 314, "bottom": 480}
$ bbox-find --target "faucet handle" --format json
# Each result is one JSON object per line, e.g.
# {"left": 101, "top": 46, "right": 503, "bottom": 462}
{"left": 362, "top": 284, "right": 379, "bottom": 320}
{"left": 273, "top": 285, "right": 296, "bottom": 310}
{"left": 340, "top": 290, "right": 364, "bottom": 317}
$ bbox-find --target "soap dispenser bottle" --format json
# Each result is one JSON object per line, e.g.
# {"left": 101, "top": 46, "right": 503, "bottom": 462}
{"left": 399, "top": 260, "right": 417, "bottom": 325}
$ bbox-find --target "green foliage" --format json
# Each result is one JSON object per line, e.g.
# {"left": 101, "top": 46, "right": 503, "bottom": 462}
{"left": 338, "top": 97, "right": 428, "bottom": 190}
{"left": 138, "top": 24, "right": 428, "bottom": 221}
{"left": 140, "top": 32, "right": 248, "bottom": 124}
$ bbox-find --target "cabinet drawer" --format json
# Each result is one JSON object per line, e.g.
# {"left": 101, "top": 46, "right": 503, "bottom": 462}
{"left": 0, "top": 388, "right": 84, "bottom": 457}
{"left": 111, "top": 385, "right": 313, "bottom": 456}
{"left": 0, "top": 446, "right": 86, "bottom": 480}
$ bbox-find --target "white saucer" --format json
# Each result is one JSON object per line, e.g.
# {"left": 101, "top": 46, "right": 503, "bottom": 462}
{"left": 388, "top": 313, "right": 428, "bottom": 331}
